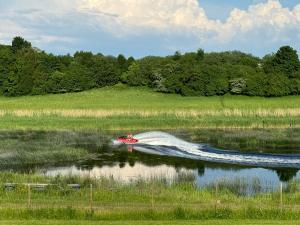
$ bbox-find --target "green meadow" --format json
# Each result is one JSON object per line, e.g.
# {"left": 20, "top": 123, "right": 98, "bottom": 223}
{"left": 0, "top": 173, "right": 300, "bottom": 222}
{"left": 0, "top": 84, "right": 298, "bottom": 130}
{"left": 2, "top": 220, "right": 300, "bottom": 225}
{"left": 0, "top": 85, "right": 299, "bottom": 224}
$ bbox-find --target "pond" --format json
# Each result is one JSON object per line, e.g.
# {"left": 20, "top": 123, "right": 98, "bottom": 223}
{"left": 0, "top": 129, "right": 299, "bottom": 191}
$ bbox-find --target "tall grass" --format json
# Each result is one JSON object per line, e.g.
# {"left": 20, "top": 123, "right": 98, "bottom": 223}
{"left": 0, "top": 84, "right": 298, "bottom": 130}
{"left": 1, "top": 207, "right": 300, "bottom": 220}
{"left": 206, "top": 177, "right": 263, "bottom": 196}
{"left": 0, "top": 173, "right": 300, "bottom": 220}
{"left": 0, "top": 130, "right": 109, "bottom": 167}
{"left": 0, "top": 114, "right": 298, "bottom": 130}
{"left": 0, "top": 108, "right": 299, "bottom": 118}
{"left": 190, "top": 128, "right": 300, "bottom": 153}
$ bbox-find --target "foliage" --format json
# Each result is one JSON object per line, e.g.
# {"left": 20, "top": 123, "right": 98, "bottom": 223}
{"left": 0, "top": 37, "right": 299, "bottom": 97}
{"left": 196, "top": 48, "right": 204, "bottom": 61}
{"left": 229, "top": 78, "right": 246, "bottom": 94}
{"left": 272, "top": 46, "right": 300, "bottom": 78}
{"left": 11, "top": 36, "right": 31, "bottom": 53}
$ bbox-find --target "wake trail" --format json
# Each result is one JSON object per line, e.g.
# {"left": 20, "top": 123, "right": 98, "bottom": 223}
{"left": 129, "top": 131, "right": 300, "bottom": 169}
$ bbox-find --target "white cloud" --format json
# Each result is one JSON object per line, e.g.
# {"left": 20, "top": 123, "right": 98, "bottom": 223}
{"left": 31, "top": 35, "right": 75, "bottom": 45}
{"left": 76, "top": 0, "right": 300, "bottom": 44}
{"left": 76, "top": 0, "right": 215, "bottom": 35}
{"left": 0, "top": 19, "right": 29, "bottom": 43}
{"left": 0, "top": 0, "right": 76, "bottom": 46}
{"left": 212, "top": 0, "right": 299, "bottom": 43}
{"left": 0, "top": 19, "right": 74, "bottom": 47}
{"left": 1, "top": 0, "right": 300, "bottom": 55}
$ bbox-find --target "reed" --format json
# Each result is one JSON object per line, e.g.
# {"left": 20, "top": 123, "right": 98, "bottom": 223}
{"left": 0, "top": 220, "right": 299, "bottom": 225}
{"left": 0, "top": 85, "right": 298, "bottom": 130}
{"left": 0, "top": 108, "right": 299, "bottom": 118}
{"left": 0, "top": 114, "right": 298, "bottom": 130}
{"left": 0, "top": 173, "right": 300, "bottom": 221}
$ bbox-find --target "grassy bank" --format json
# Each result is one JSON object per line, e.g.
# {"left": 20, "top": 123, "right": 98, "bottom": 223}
{"left": 0, "top": 84, "right": 298, "bottom": 130}
{"left": 2, "top": 221, "right": 300, "bottom": 225}
{"left": 0, "top": 131, "right": 98, "bottom": 168}
{"left": 0, "top": 173, "right": 300, "bottom": 221}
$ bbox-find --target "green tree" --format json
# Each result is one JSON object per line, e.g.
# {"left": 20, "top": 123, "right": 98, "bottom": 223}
{"left": 265, "top": 73, "right": 291, "bottom": 97}
{"left": 262, "top": 54, "right": 275, "bottom": 74}
{"left": 0, "top": 37, "right": 299, "bottom": 98}
{"left": 289, "top": 78, "right": 300, "bottom": 95}
{"left": 66, "top": 63, "right": 94, "bottom": 92}
{"left": 74, "top": 51, "right": 94, "bottom": 67}
{"left": 272, "top": 46, "right": 300, "bottom": 78}
{"left": 127, "top": 56, "right": 135, "bottom": 66}
{"left": 45, "top": 71, "right": 67, "bottom": 93}
{"left": 196, "top": 48, "right": 204, "bottom": 61}
{"left": 200, "top": 65, "right": 228, "bottom": 96}
{"left": 121, "top": 62, "right": 142, "bottom": 86}
{"left": 92, "top": 55, "right": 119, "bottom": 87}
{"left": 243, "top": 72, "right": 267, "bottom": 96}
{"left": 172, "top": 51, "right": 182, "bottom": 61}
{"left": 159, "top": 61, "right": 183, "bottom": 94}
{"left": 0, "top": 45, "right": 15, "bottom": 93}
{"left": 12, "top": 36, "right": 31, "bottom": 53}
{"left": 117, "top": 54, "right": 127, "bottom": 72}
{"left": 180, "top": 68, "right": 205, "bottom": 96}
{"left": 3, "top": 49, "right": 36, "bottom": 96}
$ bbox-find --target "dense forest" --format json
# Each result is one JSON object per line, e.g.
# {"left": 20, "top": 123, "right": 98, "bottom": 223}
{"left": 0, "top": 36, "right": 299, "bottom": 97}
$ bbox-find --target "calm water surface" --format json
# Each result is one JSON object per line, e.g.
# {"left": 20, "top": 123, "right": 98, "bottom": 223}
{"left": 0, "top": 129, "right": 299, "bottom": 189}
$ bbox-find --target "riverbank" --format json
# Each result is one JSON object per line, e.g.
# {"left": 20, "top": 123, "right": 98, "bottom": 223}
{"left": 1, "top": 221, "right": 300, "bottom": 225}
{"left": 0, "top": 84, "right": 298, "bottom": 130}
{"left": 0, "top": 173, "right": 300, "bottom": 222}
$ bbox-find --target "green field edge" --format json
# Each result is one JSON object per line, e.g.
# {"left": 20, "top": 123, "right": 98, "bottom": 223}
{"left": 0, "top": 207, "right": 300, "bottom": 221}
{"left": 0, "top": 115, "right": 298, "bottom": 131}
{"left": 1, "top": 220, "right": 300, "bottom": 225}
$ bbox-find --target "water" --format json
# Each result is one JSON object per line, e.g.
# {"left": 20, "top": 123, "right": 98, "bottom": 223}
{"left": 122, "top": 131, "right": 300, "bottom": 168}
{"left": 0, "top": 129, "right": 299, "bottom": 190}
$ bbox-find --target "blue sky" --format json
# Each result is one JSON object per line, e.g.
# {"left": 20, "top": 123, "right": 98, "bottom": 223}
{"left": 0, "top": 0, "right": 300, "bottom": 58}
{"left": 201, "top": 0, "right": 299, "bottom": 20}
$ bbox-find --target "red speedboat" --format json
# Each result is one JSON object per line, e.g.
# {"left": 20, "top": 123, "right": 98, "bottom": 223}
{"left": 117, "top": 134, "right": 139, "bottom": 144}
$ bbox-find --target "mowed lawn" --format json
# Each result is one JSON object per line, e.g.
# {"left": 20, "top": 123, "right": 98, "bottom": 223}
{"left": 1, "top": 220, "right": 300, "bottom": 225}
{"left": 0, "top": 84, "right": 298, "bottom": 130}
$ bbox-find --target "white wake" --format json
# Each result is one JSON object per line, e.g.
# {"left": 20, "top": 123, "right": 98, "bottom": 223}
{"left": 126, "top": 131, "right": 300, "bottom": 169}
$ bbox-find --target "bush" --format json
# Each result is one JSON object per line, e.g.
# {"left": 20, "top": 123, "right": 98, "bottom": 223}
{"left": 0, "top": 37, "right": 299, "bottom": 97}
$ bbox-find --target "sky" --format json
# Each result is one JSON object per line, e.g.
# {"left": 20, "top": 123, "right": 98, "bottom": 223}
{"left": 0, "top": 0, "right": 300, "bottom": 58}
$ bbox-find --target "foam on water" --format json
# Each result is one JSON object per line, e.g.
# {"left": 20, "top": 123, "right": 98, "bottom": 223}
{"left": 121, "top": 131, "right": 300, "bottom": 169}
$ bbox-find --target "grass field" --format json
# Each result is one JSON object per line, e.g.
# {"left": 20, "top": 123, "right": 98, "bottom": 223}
{"left": 0, "top": 85, "right": 299, "bottom": 224}
{"left": 0, "top": 173, "right": 300, "bottom": 222}
{"left": 0, "top": 84, "right": 298, "bottom": 130}
{"left": 2, "top": 220, "right": 300, "bottom": 225}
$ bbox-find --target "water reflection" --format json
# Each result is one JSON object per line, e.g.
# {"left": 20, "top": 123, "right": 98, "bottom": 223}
{"left": 38, "top": 148, "right": 300, "bottom": 187}
{"left": 45, "top": 163, "right": 196, "bottom": 183}
{"left": 0, "top": 130, "right": 299, "bottom": 186}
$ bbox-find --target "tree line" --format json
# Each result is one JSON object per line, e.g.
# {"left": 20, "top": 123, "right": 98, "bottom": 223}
{"left": 0, "top": 36, "right": 299, "bottom": 97}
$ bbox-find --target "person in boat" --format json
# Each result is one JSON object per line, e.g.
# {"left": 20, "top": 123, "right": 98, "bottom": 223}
{"left": 117, "top": 134, "right": 138, "bottom": 144}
